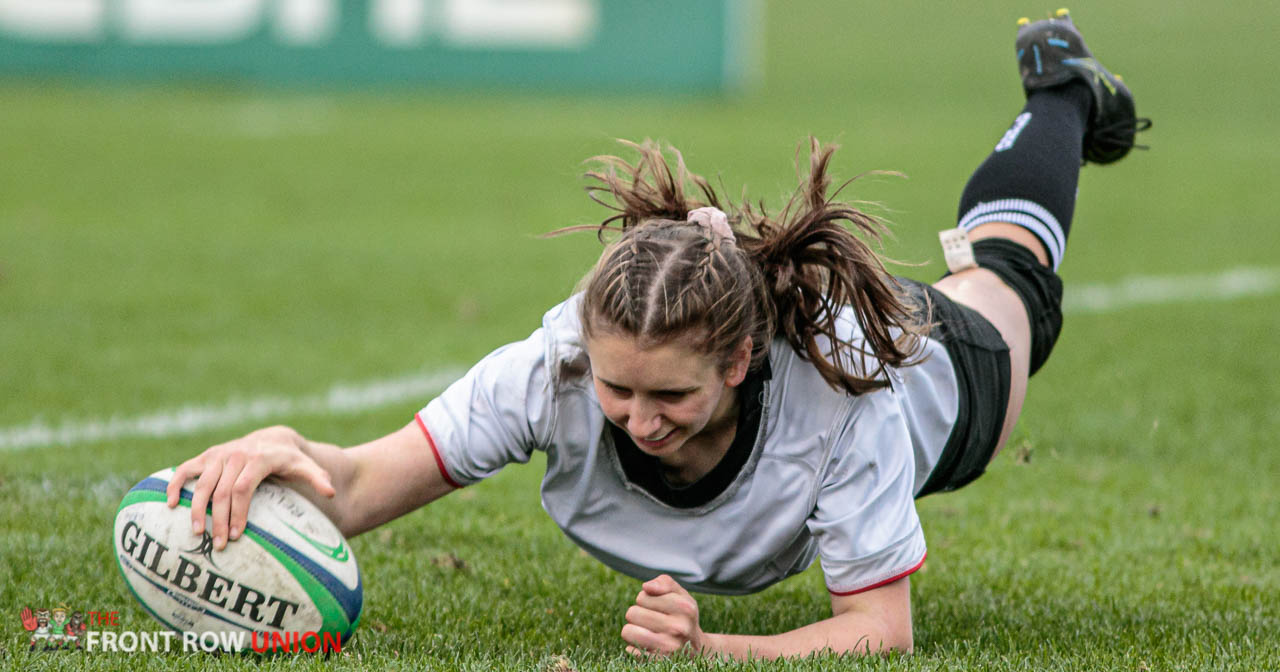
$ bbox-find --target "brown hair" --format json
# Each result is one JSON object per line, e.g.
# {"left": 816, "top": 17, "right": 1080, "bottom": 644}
{"left": 560, "top": 138, "right": 926, "bottom": 395}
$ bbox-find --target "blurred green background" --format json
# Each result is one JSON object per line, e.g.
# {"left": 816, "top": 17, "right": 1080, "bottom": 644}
{"left": 1, "top": 0, "right": 1274, "bottom": 429}
{"left": 1, "top": 1, "right": 1277, "bottom": 669}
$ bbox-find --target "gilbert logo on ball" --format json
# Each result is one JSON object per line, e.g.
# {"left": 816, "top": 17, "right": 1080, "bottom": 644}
{"left": 114, "top": 469, "right": 362, "bottom": 651}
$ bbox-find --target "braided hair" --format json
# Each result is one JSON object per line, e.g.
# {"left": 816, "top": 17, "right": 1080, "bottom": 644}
{"left": 560, "top": 139, "right": 926, "bottom": 394}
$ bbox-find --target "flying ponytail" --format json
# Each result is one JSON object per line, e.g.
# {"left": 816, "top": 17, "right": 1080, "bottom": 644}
{"left": 736, "top": 138, "right": 927, "bottom": 393}
{"left": 555, "top": 138, "right": 927, "bottom": 394}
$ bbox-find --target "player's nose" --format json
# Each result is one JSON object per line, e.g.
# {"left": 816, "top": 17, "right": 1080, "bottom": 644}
{"left": 625, "top": 401, "right": 663, "bottom": 438}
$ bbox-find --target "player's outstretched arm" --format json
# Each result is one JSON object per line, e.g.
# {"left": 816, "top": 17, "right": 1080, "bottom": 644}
{"left": 622, "top": 574, "right": 912, "bottom": 661}
{"left": 165, "top": 422, "right": 456, "bottom": 549}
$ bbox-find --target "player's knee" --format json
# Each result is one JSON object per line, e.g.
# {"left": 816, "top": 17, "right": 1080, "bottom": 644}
{"left": 970, "top": 238, "right": 1064, "bottom": 375}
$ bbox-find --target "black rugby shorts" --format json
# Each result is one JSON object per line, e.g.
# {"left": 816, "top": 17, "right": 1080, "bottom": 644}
{"left": 898, "top": 279, "right": 1011, "bottom": 497}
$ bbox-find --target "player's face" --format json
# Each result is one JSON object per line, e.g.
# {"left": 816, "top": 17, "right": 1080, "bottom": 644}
{"left": 586, "top": 331, "right": 749, "bottom": 462}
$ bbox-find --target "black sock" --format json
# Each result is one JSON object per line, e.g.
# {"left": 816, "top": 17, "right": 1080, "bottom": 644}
{"left": 955, "top": 81, "right": 1091, "bottom": 270}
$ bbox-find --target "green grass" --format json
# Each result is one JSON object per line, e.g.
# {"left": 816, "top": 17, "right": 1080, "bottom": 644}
{"left": 3, "top": 0, "right": 1279, "bottom": 669}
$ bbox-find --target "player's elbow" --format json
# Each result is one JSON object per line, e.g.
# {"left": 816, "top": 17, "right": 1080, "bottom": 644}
{"left": 829, "top": 618, "right": 913, "bottom": 657}
{"left": 828, "top": 576, "right": 915, "bottom": 657}
{"left": 849, "top": 630, "right": 912, "bottom": 657}
{"left": 877, "top": 619, "right": 914, "bottom": 655}
{"left": 885, "top": 631, "right": 913, "bottom": 655}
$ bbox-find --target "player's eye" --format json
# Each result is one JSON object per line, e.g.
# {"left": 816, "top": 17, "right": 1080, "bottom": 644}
{"left": 657, "top": 390, "right": 689, "bottom": 401}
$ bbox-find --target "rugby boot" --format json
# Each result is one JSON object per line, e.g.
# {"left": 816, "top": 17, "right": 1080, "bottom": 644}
{"left": 1015, "top": 9, "right": 1152, "bottom": 164}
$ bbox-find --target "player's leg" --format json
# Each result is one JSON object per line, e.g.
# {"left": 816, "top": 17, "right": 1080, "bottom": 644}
{"left": 933, "top": 9, "right": 1148, "bottom": 455}
{"left": 932, "top": 70, "right": 1089, "bottom": 452}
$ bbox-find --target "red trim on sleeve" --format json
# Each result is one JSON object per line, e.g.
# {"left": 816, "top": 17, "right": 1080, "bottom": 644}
{"left": 827, "top": 552, "right": 927, "bottom": 597}
{"left": 415, "top": 412, "right": 463, "bottom": 490}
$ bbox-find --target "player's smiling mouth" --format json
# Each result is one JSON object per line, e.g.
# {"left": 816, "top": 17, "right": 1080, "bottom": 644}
{"left": 635, "top": 428, "right": 676, "bottom": 450}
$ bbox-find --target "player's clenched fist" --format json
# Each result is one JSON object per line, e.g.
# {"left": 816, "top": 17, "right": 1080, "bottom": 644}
{"left": 621, "top": 574, "right": 705, "bottom": 658}
{"left": 165, "top": 425, "right": 335, "bottom": 551}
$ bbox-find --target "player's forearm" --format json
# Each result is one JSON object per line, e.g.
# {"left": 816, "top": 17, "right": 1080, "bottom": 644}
{"left": 699, "top": 610, "right": 911, "bottom": 661}
{"left": 301, "top": 423, "right": 456, "bottom": 537}
{"left": 297, "top": 437, "right": 404, "bottom": 538}
{"left": 292, "top": 437, "right": 360, "bottom": 530}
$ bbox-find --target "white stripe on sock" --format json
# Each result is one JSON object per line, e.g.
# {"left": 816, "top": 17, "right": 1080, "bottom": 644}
{"left": 959, "top": 198, "right": 1066, "bottom": 268}
{"left": 961, "top": 212, "right": 1064, "bottom": 270}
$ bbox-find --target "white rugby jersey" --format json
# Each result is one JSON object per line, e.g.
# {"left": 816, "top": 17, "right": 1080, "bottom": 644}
{"left": 416, "top": 294, "right": 959, "bottom": 596}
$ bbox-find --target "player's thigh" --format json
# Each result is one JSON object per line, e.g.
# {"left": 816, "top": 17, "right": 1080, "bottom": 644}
{"left": 932, "top": 267, "right": 1030, "bottom": 458}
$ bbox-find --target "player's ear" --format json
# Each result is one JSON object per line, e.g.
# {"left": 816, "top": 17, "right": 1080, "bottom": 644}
{"left": 723, "top": 336, "right": 752, "bottom": 387}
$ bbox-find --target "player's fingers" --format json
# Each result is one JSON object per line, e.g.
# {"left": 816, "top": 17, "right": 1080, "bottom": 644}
{"left": 625, "top": 605, "right": 687, "bottom": 638}
{"left": 624, "top": 644, "right": 665, "bottom": 660}
{"left": 210, "top": 452, "right": 246, "bottom": 550}
{"left": 625, "top": 644, "right": 665, "bottom": 660}
{"left": 620, "top": 623, "right": 678, "bottom": 657}
{"left": 630, "top": 603, "right": 699, "bottom": 643}
{"left": 226, "top": 459, "right": 274, "bottom": 542}
{"left": 167, "top": 456, "right": 204, "bottom": 507}
{"left": 642, "top": 573, "right": 681, "bottom": 596}
{"left": 635, "top": 589, "right": 697, "bottom": 618}
{"left": 287, "top": 459, "right": 335, "bottom": 498}
{"left": 188, "top": 458, "right": 224, "bottom": 536}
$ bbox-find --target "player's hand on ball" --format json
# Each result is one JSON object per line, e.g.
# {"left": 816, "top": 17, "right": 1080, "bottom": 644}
{"left": 165, "top": 425, "right": 335, "bottom": 551}
{"left": 621, "top": 574, "right": 705, "bottom": 658}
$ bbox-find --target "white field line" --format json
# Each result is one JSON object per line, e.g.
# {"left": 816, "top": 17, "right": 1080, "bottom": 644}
{"left": 2, "top": 267, "right": 1278, "bottom": 452}
{"left": 0, "top": 368, "right": 465, "bottom": 453}
{"left": 1064, "top": 266, "right": 1280, "bottom": 314}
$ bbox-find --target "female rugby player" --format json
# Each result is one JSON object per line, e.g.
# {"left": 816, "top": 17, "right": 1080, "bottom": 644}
{"left": 166, "top": 11, "right": 1147, "bottom": 659}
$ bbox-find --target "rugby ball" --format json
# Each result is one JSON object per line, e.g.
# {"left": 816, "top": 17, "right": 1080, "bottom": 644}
{"left": 114, "top": 468, "right": 362, "bottom": 650}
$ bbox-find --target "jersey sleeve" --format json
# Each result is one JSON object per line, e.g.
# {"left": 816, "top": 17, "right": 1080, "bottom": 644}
{"left": 807, "top": 390, "right": 927, "bottom": 595}
{"left": 415, "top": 327, "right": 556, "bottom": 488}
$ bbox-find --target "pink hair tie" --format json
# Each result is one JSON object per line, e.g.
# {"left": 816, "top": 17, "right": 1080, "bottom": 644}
{"left": 686, "top": 207, "right": 735, "bottom": 243}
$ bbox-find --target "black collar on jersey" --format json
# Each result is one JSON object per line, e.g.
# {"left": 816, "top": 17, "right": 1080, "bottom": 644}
{"left": 610, "top": 360, "right": 771, "bottom": 509}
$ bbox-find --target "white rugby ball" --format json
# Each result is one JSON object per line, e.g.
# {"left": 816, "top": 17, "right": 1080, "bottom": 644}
{"left": 114, "top": 468, "right": 362, "bottom": 649}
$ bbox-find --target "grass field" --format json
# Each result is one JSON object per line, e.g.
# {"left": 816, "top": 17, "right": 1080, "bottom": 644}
{"left": 2, "top": 0, "right": 1278, "bottom": 669}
